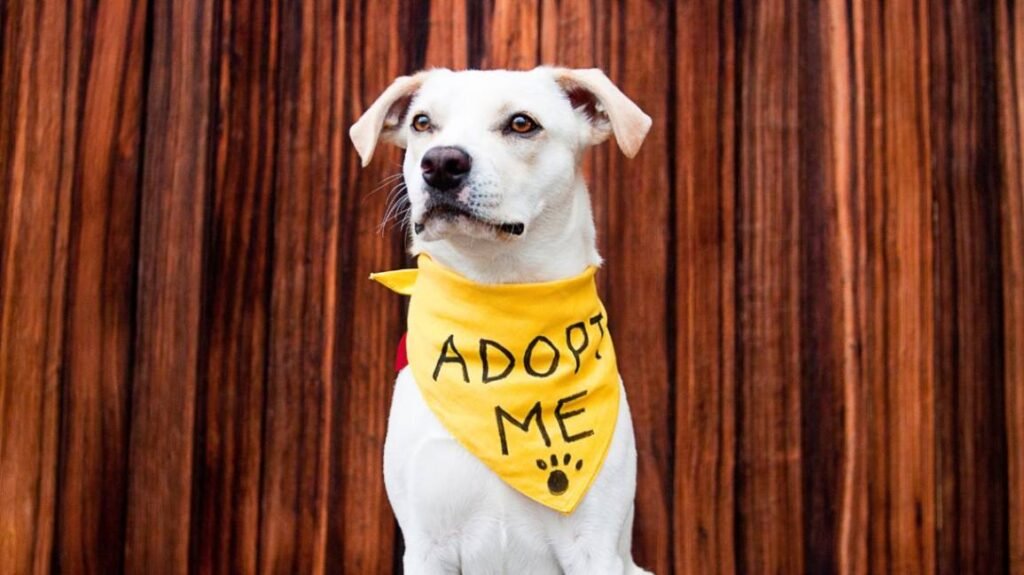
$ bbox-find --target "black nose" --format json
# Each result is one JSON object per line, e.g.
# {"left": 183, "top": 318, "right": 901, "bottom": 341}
{"left": 421, "top": 146, "right": 472, "bottom": 192}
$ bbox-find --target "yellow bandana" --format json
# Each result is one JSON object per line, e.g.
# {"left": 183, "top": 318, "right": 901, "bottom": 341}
{"left": 370, "top": 255, "right": 620, "bottom": 513}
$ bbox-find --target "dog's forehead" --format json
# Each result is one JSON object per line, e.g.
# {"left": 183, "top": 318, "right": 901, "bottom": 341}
{"left": 414, "top": 69, "right": 567, "bottom": 116}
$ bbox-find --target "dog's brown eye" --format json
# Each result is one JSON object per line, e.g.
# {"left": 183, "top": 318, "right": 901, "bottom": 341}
{"left": 412, "top": 114, "right": 432, "bottom": 132}
{"left": 508, "top": 114, "right": 538, "bottom": 134}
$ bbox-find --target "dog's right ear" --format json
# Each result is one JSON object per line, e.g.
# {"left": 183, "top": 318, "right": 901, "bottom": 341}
{"left": 349, "top": 72, "right": 429, "bottom": 167}
{"left": 551, "top": 68, "right": 652, "bottom": 158}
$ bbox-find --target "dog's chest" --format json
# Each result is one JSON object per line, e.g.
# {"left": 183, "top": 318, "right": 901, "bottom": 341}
{"left": 384, "top": 368, "right": 566, "bottom": 572}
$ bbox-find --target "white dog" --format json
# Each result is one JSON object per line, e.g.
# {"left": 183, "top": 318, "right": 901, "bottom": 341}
{"left": 350, "top": 67, "right": 652, "bottom": 574}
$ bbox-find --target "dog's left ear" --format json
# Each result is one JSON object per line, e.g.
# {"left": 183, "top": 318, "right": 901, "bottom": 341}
{"left": 350, "top": 72, "right": 430, "bottom": 167}
{"left": 551, "top": 68, "right": 652, "bottom": 158}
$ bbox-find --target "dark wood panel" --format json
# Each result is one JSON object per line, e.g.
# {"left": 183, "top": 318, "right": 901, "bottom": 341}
{"left": 600, "top": 2, "right": 674, "bottom": 572}
{"left": 930, "top": 2, "right": 1009, "bottom": 573}
{"left": 331, "top": 0, "right": 406, "bottom": 572}
{"left": 858, "top": 1, "right": 938, "bottom": 572}
{"left": 0, "top": 1, "right": 75, "bottom": 572}
{"left": 57, "top": 0, "right": 146, "bottom": 573}
{"left": 257, "top": 0, "right": 339, "bottom": 571}
{"left": 797, "top": 2, "right": 867, "bottom": 574}
{"left": 483, "top": 0, "right": 539, "bottom": 71}
{"left": 734, "top": 1, "right": 805, "bottom": 572}
{"left": 0, "top": 1, "right": 1022, "bottom": 573}
{"left": 122, "top": 0, "right": 214, "bottom": 571}
{"left": 192, "top": 0, "right": 276, "bottom": 572}
{"left": 996, "top": 3, "right": 1024, "bottom": 573}
{"left": 672, "top": 0, "right": 737, "bottom": 572}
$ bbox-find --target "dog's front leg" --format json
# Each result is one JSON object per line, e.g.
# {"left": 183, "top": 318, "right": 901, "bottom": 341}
{"left": 552, "top": 536, "right": 630, "bottom": 575}
{"left": 401, "top": 539, "right": 461, "bottom": 575}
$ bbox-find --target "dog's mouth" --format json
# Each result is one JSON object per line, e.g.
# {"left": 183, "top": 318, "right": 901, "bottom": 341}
{"left": 415, "top": 203, "right": 525, "bottom": 237}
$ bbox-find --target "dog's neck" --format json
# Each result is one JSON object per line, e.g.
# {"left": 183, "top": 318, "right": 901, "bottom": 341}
{"left": 409, "top": 176, "right": 601, "bottom": 284}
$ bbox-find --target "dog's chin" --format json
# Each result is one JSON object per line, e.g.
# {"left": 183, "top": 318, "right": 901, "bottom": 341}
{"left": 413, "top": 208, "right": 525, "bottom": 242}
{"left": 415, "top": 217, "right": 493, "bottom": 242}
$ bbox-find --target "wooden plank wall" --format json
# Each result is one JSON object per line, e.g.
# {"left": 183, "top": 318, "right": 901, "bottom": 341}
{"left": 0, "top": 0, "right": 1021, "bottom": 573}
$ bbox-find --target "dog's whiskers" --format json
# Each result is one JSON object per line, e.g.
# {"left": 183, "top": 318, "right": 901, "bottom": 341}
{"left": 378, "top": 182, "right": 410, "bottom": 235}
{"left": 364, "top": 172, "right": 405, "bottom": 201}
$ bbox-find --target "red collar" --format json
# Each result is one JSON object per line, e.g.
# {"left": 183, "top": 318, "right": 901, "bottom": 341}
{"left": 395, "top": 332, "right": 409, "bottom": 372}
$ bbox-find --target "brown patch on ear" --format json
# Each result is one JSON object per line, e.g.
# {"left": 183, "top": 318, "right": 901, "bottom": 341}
{"left": 349, "top": 71, "right": 433, "bottom": 167}
{"left": 381, "top": 93, "right": 416, "bottom": 134}
{"left": 564, "top": 86, "right": 608, "bottom": 126}
{"left": 550, "top": 67, "right": 652, "bottom": 158}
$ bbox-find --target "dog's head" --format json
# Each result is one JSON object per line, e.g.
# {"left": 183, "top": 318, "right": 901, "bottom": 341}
{"left": 350, "top": 67, "right": 651, "bottom": 243}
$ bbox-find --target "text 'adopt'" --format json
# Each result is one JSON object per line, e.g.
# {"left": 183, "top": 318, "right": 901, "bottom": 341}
{"left": 430, "top": 312, "right": 606, "bottom": 457}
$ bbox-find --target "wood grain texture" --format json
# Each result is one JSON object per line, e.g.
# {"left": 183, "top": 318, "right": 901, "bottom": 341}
{"left": 997, "top": 2, "right": 1024, "bottom": 573}
{"left": 797, "top": 2, "right": 867, "bottom": 573}
{"left": 858, "top": 1, "right": 938, "bottom": 572}
{"left": 930, "top": 2, "right": 1009, "bottom": 573}
{"left": 734, "top": 1, "right": 805, "bottom": 572}
{"left": 192, "top": 0, "right": 275, "bottom": 572}
{"left": 57, "top": 0, "right": 146, "bottom": 573}
{"left": 331, "top": 0, "right": 405, "bottom": 572}
{"left": 257, "top": 0, "right": 338, "bottom": 571}
{"left": 0, "top": 1, "right": 74, "bottom": 572}
{"left": 672, "top": 1, "right": 737, "bottom": 572}
{"left": 1, "top": 1, "right": 1022, "bottom": 573}
{"left": 596, "top": 2, "right": 675, "bottom": 573}
{"left": 122, "top": 0, "right": 213, "bottom": 571}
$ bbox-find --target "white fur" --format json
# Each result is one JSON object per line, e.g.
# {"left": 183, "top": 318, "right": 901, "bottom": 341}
{"left": 351, "top": 67, "right": 653, "bottom": 574}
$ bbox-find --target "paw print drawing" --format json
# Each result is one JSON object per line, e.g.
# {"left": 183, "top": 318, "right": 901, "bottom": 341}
{"left": 536, "top": 453, "right": 584, "bottom": 495}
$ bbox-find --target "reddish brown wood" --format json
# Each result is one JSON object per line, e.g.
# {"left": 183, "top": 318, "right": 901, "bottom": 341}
{"left": 192, "top": 0, "right": 277, "bottom": 573}
{"left": 0, "top": 1, "right": 74, "bottom": 572}
{"left": 930, "top": 2, "right": 1010, "bottom": 573}
{"left": 857, "top": 1, "right": 938, "bottom": 573}
{"left": 257, "top": 0, "right": 340, "bottom": 572}
{"left": 601, "top": 2, "right": 674, "bottom": 573}
{"left": 672, "top": 0, "right": 737, "bottom": 573}
{"left": 424, "top": 0, "right": 470, "bottom": 69}
{"left": 997, "top": 3, "right": 1024, "bottom": 573}
{"left": 122, "top": 0, "right": 214, "bottom": 571}
{"left": 483, "top": 0, "right": 540, "bottom": 71}
{"left": 1, "top": 1, "right": 1022, "bottom": 573}
{"left": 330, "top": 0, "right": 406, "bottom": 572}
{"left": 733, "top": 1, "right": 805, "bottom": 572}
{"left": 539, "top": 0, "right": 597, "bottom": 66}
{"left": 797, "top": 2, "right": 868, "bottom": 573}
{"left": 57, "top": 1, "right": 146, "bottom": 573}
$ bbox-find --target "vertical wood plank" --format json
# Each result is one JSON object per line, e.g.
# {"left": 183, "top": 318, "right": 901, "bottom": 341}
{"left": 483, "top": 0, "right": 538, "bottom": 70}
{"left": 259, "top": 0, "right": 347, "bottom": 571}
{"left": 672, "top": 0, "right": 737, "bottom": 573}
{"left": 797, "top": 1, "right": 869, "bottom": 574}
{"left": 3, "top": 1, "right": 1024, "bottom": 572}
{"left": 193, "top": 0, "right": 277, "bottom": 573}
{"left": 484, "top": 0, "right": 539, "bottom": 70}
{"left": 423, "top": 0, "right": 469, "bottom": 69}
{"left": 123, "top": 0, "right": 214, "bottom": 570}
{"left": 930, "top": 1, "right": 1009, "bottom": 573}
{"left": 538, "top": 0, "right": 596, "bottom": 67}
{"left": 996, "top": 1, "right": 1024, "bottom": 572}
{"left": 733, "top": 0, "right": 805, "bottom": 572}
{"left": 602, "top": 1, "right": 673, "bottom": 572}
{"left": 328, "top": 0, "right": 406, "bottom": 571}
{"left": 856, "top": 0, "right": 937, "bottom": 572}
{"left": 0, "top": 0, "right": 74, "bottom": 572}
{"left": 57, "top": 0, "right": 147, "bottom": 572}
{"left": 827, "top": 1, "right": 871, "bottom": 573}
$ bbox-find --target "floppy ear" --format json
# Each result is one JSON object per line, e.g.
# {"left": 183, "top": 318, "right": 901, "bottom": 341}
{"left": 349, "top": 72, "right": 429, "bottom": 167}
{"left": 551, "top": 68, "right": 652, "bottom": 158}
